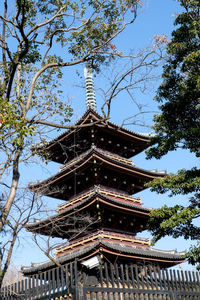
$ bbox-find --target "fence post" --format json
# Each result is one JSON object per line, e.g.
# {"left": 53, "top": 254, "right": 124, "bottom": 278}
{"left": 72, "top": 260, "right": 84, "bottom": 300}
{"left": 72, "top": 284, "right": 84, "bottom": 300}
{"left": 171, "top": 291, "right": 179, "bottom": 300}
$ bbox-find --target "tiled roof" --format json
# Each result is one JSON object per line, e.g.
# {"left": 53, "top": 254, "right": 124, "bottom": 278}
{"left": 26, "top": 185, "right": 150, "bottom": 233}
{"left": 56, "top": 230, "right": 151, "bottom": 256}
{"left": 22, "top": 239, "right": 186, "bottom": 276}
{"left": 57, "top": 185, "right": 143, "bottom": 212}
{"left": 29, "top": 146, "right": 166, "bottom": 192}
{"left": 34, "top": 109, "right": 152, "bottom": 150}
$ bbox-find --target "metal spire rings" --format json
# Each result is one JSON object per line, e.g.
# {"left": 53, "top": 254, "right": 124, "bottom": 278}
{"left": 84, "top": 66, "right": 97, "bottom": 111}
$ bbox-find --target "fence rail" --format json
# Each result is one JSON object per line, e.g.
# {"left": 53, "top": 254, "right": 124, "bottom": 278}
{"left": 1, "top": 262, "right": 200, "bottom": 299}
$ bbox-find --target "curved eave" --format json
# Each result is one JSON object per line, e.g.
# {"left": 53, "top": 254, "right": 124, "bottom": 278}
{"left": 25, "top": 191, "right": 150, "bottom": 235}
{"left": 58, "top": 185, "right": 143, "bottom": 211}
{"left": 29, "top": 147, "right": 166, "bottom": 194}
{"left": 33, "top": 109, "right": 152, "bottom": 158}
{"left": 22, "top": 240, "right": 186, "bottom": 276}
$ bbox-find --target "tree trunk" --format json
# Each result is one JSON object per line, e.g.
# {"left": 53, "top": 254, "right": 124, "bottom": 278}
{"left": 0, "top": 148, "right": 21, "bottom": 233}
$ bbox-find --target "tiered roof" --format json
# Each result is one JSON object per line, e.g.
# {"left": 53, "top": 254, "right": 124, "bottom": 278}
{"left": 23, "top": 108, "right": 185, "bottom": 276}
{"left": 34, "top": 109, "right": 153, "bottom": 162}
{"left": 29, "top": 146, "right": 166, "bottom": 198}
{"left": 26, "top": 185, "right": 150, "bottom": 238}
{"left": 22, "top": 228, "right": 186, "bottom": 276}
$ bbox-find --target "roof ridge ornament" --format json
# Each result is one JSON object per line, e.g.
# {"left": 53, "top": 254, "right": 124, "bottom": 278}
{"left": 84, "top": 65, "right": 97, "bottom": 111}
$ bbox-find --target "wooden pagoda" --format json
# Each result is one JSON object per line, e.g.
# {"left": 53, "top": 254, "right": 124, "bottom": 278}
{"left": 22, "top": 69, "right": 185, "bottom": 277}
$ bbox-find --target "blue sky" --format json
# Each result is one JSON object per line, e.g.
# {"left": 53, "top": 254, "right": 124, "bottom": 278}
{"left": 11, "top": 0, "right": 199, "bottom": 271}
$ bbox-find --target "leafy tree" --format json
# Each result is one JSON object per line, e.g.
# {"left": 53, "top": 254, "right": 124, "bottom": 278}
{"left": 0, "top": 0, "right": 142, "bottom": 286}
{"left": 146, "top": 0, "right": 200, "bottom": 268}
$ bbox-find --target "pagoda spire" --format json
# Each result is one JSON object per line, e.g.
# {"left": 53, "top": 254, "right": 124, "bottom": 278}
{"left": 84, "top": 64, "right": 97, "bottom": 111}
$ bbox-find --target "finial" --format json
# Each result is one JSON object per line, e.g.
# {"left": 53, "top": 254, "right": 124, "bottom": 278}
{"left": 84, "top": 65, "right": 97, "bottom": 111}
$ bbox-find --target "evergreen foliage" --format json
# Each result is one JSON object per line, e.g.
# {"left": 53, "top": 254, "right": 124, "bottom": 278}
{"left": 146, "top": 0, "right": 200, "bottom": 269}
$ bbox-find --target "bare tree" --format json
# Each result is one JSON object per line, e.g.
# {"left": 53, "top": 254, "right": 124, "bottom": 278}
{"left": 0, "top": 191, "right": 43, "bottom": 285}
{"left": 99, "top": 35, "right": 169, "bottom": 125}
{"left": 2, "top": 264, "right": 24, "bottom": 287}
{"left": 32, "top": 211, "right": 98, "bottom": 268}
{"left": 22, "top": 36, "right": 169, "bottom": 271}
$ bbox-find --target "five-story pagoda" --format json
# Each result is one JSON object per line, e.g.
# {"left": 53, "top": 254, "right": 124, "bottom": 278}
{"left": 22, "top": 68, "right": 185, "bottom": 277}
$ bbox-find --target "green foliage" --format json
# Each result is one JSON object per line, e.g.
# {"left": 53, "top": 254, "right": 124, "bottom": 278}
{"left": 146, "top": 168, "right": 200, "bottom": 195}
{"left": 146, "top": 0, "right": 200, "bottom": 160}
{"left": 148, "top": 194, "right": 200, "bottom": 242}
{"left": 187, "top": 242, "right": 200, "bottom": 270}
{"left": 146, "top": 0, "right": 200, "bottom": 269}
{"left": 0, "top": 0, "right": 139, "bottom": 153}
{"left": 0, "top": 0, "right": 140, "bottom": 183}
{"left": 0, "top": 98, "right": 35, "bottom": 147}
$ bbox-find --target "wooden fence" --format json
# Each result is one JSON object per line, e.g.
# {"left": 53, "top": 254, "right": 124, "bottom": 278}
{"left": 1, "top": 262, "right": 200, "bottom": 299}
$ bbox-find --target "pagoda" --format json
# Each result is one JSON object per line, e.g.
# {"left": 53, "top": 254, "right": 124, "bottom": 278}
{"left": 22, "top": 68, "right": 185, "bottom": 277}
